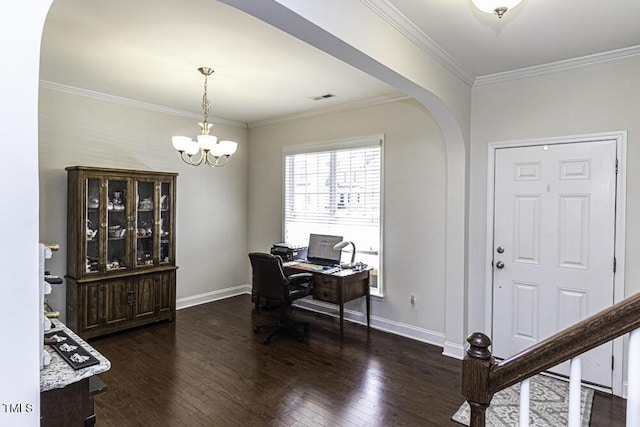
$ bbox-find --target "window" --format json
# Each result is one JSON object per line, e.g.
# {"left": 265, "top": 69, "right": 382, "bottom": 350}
{"left": 284, "top": 136, "right": 383, "bottom": 295}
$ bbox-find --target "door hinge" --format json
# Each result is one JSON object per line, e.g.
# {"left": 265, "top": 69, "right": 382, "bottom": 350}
{"left": 613, "top": 257, "right": 617, "bottom": 273}
{"left": 612, "top": 355, "right": 615, "bottom": 370}
{"left": 616, "top": 158, "right": 618, "bottom": 174}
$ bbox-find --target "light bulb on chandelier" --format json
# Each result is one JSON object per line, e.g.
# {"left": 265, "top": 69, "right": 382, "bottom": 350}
{"left": 471, "top": 0, "right": 524, "bottom": 18}
{"left": 171, "top": 67, "right": 238, "bottom": 168}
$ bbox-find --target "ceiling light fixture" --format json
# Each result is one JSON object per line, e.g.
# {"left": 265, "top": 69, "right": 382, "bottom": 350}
{"left": 171, "top": 67, "right": 237, "bottom": 168}
{"left": 471, "top": 0, "right": 523, "bottom": 18}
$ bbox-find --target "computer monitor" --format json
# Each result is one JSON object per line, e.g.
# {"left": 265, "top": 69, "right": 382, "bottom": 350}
{"left": 307, "top": 233, "right": 343, "bottom": 265}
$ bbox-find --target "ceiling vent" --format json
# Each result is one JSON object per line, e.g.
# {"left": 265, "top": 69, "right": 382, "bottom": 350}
{"left": 309, "top": 93, "right": 337, "bottom": 101}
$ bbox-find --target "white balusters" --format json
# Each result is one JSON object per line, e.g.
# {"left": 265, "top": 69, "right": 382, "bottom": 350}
{"left": 518, "top": 358, "right": 582, "bottom": 427}
{"left": 568, "top": 357, "right": 582, "bottom": 427}
{"left": 628, "top": 329, "right": 640, "bottom": 426}
{"left": 519, "top": 378, "right": 530, "bottom": 426}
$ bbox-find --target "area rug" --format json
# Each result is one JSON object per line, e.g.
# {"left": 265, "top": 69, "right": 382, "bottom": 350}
{"left": 452, "top": 374, "right": 594, "bottom": 426}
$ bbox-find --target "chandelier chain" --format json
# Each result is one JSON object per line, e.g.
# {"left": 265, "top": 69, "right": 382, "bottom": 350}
{"left": 201, "top": 73, "right": 211, "bottom": 123}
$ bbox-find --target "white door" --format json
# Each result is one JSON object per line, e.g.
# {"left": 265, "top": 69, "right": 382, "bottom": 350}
{"left": 492, "top": 140, "right": 617, "bottom": 387}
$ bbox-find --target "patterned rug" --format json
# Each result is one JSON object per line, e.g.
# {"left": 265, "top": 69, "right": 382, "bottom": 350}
{"left": 452, "top": 374, "right": 594, "bottom": 426}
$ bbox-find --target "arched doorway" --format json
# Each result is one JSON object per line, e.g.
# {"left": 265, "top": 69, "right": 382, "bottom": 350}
{"left": 220, "top": 0, "right": 468, "bottom": 357}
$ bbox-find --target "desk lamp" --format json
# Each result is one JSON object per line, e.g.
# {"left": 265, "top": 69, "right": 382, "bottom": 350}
{"left": 333, "top": 241, "right": 356, "bottom": 268}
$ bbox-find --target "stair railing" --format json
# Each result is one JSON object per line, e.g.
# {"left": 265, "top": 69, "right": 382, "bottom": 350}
{"left": 462, "top": 292, "right": 640, "bottom": 426}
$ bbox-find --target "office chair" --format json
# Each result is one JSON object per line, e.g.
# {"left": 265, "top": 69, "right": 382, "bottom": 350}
{"left": 249, "top": 252, "right": 314, "bottom": 344}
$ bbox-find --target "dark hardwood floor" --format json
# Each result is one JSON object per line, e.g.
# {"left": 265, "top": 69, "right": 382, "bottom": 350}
{"left": 89, "top": 295, "right": 626, "bottom": 426}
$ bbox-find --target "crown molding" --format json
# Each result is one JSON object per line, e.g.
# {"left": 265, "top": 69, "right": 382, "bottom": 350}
{"left": 359, "top": 0, "right": 475, "bottom": 86}
{"left": 41, "top": 80, "right": 408, "bottom": 130}
{"left": 474, "top": 45, "right": 640, "bottom": 86}
{"left": 359, "top": 1, "right": 640, "bottom": 89}
{"left": 39, "top": 80, "right": 248, "bottom": 129}
{"left": 248, "top": 92, "right": 410, "bottom": 128}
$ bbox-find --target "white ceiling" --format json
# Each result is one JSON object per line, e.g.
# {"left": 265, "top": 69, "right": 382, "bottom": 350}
{"left": 40, "top": 0, "right": 640, "bottom": 126}
{"left": 383, "top": 0, "right": 640, "bottom": 79}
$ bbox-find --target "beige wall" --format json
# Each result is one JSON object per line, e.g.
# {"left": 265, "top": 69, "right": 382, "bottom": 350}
{"left": 39, "top": 88, "right": 451, "bottom": 343}
{"left": 248, "top": 98, "right": 449, "bottom": 336}
{"left": 38, "top": 87, "right": 250, "bottom": 317}
{"left": 469, "top": 56, "right": 640, "bottom": 332}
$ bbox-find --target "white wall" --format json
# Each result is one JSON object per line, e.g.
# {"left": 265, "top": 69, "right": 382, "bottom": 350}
{"left": 469, "top": 56, "right": 640, "bottom": 333}
{"left": 248, "top": 99, "right": 449, "bottom": 339}
{"left": 0, "top": 2, "right": 52, "bottom": 425}
{"left": 468, "top": 57, "right": 640, "bottom": 393}
{"left": 38, "top": 87, "right": 250, "bottom": 316}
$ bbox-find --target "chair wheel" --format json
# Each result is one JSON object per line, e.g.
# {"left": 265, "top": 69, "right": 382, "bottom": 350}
{"left": 263, "top": 338, "right": 270, "bottom": 345}
{"left": 296, "top": 335, "right": 304, "bottom": 343}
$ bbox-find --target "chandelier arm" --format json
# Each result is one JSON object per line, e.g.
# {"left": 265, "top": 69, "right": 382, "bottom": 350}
{"left": 190, "top": 150, "right": 205, "bottom": 166}
{"left": 179, "top": 151, "right": 194, "bottom": 165}
{"left": 180, "top": 150, "right": 205, "bottom": 166}
{"left": 204, "top": 152, "right": 232, "bottom": 168}
{"left": 204, "top": 151, "right": 220, "bottom": 168}
{"left": 215, "top": 155, "right": 230, "bottom": 167}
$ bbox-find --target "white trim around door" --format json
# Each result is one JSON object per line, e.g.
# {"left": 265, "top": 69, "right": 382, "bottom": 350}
{"left": 484, "top": 130, "right": 627, "bottom": 396}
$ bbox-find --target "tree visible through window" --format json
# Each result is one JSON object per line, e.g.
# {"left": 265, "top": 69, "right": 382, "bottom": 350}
{"left": 284, "top": 137, "right": 382, "bottom": 294}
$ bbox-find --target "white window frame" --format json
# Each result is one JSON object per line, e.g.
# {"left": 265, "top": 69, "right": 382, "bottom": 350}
{"left": 282, "top": 134, "right": 384, "bottom": 296}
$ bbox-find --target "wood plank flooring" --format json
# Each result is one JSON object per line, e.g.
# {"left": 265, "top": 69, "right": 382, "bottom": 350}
{"left": 89, "top": 295, "right": 626, "bottom": 426}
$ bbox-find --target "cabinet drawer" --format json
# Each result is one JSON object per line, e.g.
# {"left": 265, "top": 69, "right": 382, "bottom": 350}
{"left": 313, "top": 276, "right": 339, "bottom": 303}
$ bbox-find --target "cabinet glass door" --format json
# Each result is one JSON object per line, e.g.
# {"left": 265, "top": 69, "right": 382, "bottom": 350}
{"left": 159, "top": 181, "right": 172, "bottom": 264}
{"left": 85, "top": 177, "right": 101, "bottom": 274}
{"left": 106, "top": 178, "right": 128, "bottom": 271}
{"left": 135, "top": 180, "right": 156, "bottom": 267}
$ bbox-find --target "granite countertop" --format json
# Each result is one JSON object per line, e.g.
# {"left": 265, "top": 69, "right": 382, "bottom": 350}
{"left": 40, "top": 319, "right": 111, "bottom": 392}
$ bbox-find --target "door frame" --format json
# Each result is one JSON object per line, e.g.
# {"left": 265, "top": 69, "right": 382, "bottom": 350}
{"left": 484, "top": 131, "right": 627, "bottom": 396}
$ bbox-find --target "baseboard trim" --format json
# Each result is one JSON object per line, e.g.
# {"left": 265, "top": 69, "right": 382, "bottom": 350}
{"left": 176, "top": 285, "right": 251, "bottom": 310}
{"left": 294, "top": 298, "right": 445, "bottom": 348}
{"left": 177, "top": 287, "right": 452, "bottom": 356}
{"left": 443, "top": 341, "right": 465, "bottom": 360}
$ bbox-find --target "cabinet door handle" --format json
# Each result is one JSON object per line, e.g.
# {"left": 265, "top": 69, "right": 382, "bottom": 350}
{"left": 127, "top": 292, "right": 136, "bottom": 305}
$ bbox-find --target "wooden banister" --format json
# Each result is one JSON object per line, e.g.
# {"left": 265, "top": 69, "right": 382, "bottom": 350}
{"left": 463, "top": 292, "right": 640, "bottom": 426}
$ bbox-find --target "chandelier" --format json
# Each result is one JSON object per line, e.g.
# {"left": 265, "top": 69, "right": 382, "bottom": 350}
{"left": 471, "top": 0, "right": 524, "bottom": 18}
{"left": 171, "top": 67, "right": 238, "bottom": 167}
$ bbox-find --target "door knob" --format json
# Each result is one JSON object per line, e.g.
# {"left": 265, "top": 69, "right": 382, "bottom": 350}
{"left": 496, "top": 261, "right": 505, "bottom": 269}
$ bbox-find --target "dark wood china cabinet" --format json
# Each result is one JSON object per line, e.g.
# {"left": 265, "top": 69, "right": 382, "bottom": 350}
{"left": 65, "top": 166, "right": 178, "bottom": 339}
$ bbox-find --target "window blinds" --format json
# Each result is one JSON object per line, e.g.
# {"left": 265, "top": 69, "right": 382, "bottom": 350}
{"left": 284, "top": 143, "right": 381, "bottom": 247}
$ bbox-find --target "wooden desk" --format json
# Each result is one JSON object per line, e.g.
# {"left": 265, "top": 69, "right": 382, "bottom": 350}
{"left": 283, "top": 262, "right": 371, "bottom": 339}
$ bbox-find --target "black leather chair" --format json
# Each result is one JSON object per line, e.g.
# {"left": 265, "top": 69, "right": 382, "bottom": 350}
{"left": 249, "top": 252, "right": 314, "bottom": 344}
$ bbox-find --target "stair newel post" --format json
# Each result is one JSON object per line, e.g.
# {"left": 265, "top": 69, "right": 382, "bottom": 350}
{"left": 462, "top": 332, "right": 495, "bottom": 427}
